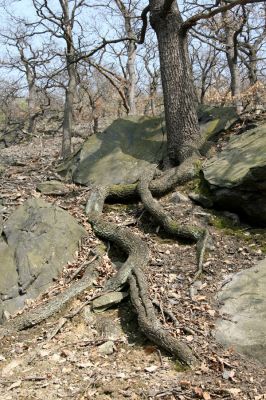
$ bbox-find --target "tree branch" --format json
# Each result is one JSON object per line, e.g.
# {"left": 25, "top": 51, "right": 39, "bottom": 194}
{"left": 182, "top": 0, "right": 264, "bottom": 32}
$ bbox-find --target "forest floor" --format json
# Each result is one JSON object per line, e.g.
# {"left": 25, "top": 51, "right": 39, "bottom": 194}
{"left": 0, "top": 131, "right": 266, "bottom": 400}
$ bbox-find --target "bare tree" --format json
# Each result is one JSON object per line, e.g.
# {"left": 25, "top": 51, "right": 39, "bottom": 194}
{"left": 143, "top": 0, "right": 264, "bottom": 165}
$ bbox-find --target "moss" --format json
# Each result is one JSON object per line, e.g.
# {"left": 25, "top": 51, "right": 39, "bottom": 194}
{"left": 211, "top": 214, "right": 266, "bottom": 253}
{"left": 174, "top": 360, "right": 190, "bottom": 372}
{"left": 104, "top": 203, "right": 136, "bottom": 213}
{"left": 182, "top": 173, "right": 212, "bottom": 198}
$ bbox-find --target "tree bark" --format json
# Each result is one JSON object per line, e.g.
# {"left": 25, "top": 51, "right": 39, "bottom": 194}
{"left": 62, "top": 54, "right": 76, "bottom": 159}
{"left": 126, "top": 40, "right": 137, "bottom": 115}
{"left": 26, "top": 70, "right": 38, "bottom": 134}
{"left": 149, "top": 0, "right": 200, "bottom": 165}
{"left": 222, "top": 10, "right": 243, "bottom": 114}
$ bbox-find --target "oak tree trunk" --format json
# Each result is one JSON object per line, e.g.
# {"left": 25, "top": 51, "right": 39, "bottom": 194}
{"left": 222, "top": 10, "right": 243, "bottom": 114}
{"left": 62, "top": 54, "right": 76, "bottom": 159}
{"left": 126, "top": 40, "right": 137, "bottom": 115}
{"left": 149, "top": 1, "right": 200, "bottom": 165}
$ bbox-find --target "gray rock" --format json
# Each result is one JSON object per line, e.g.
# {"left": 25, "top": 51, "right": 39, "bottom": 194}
{"left": 57, "top": 107, "right": 236, "bottom": 187}
{"left": 92, "top": 291, "right": 128, "bottom": 312}
{"left": 189, "top": 192, "right": 213, "bottom": 208}
{"left": 198, "top": 105, "right": 238, "bottom": 142}
{"left": 0, "top": 198, "right": 86, "bottom": 320}
{"left": 36, "top": 180, "right": 69, "bottom": 195}
{"left": 98, "top": 341, "right": 114, "bottom": 355}
{"left": 203, "top": 123, "right": 266, "bottom": 224}
{"left": 57, "top": 116, "right": 167, "bottom": 186}
{"left": 95, "top": 314, "right": 124, "bottom": 340}
{"left": 215, "top": 258, "right": 266, "bottom": 364}
{"left": 170, "top": 191, "right": 190, "bottom": 204}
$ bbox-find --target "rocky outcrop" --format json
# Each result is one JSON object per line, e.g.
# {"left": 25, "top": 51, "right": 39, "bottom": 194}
{"left": 58, "top": 107, "right": 238, "bottom": 187}
{"left": 0, "top": 198, "right": 86, "bottom": 322}
{"left": 203, "top": 123, "right": 266, "bottom": 224}
{"left": 215, "top": 258, "right": 266, "bottom": 364}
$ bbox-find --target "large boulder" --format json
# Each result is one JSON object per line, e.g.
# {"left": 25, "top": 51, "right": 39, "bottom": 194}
{"left": 0, "top": 198, "right": 86, "bottom": 321}
{"left": 58, "top": 116, "right": 166, "bottom": 186}
{"left": 203, "top": 123, "right": 266, "bottom": 224}
{"left": 215, "top": 258, "right": 266, "bottom": 365}
{"left": 58, "top": 108, "right": 238, "bottom": 186}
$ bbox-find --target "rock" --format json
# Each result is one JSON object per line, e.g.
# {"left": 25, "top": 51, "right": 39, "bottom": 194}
{"left": 215, "top": 258, "right": 266, "bottom": 364}
{"left": 57, "top": 107, "right": 237, "bottom": 186}
{"left": 0, "top": 198, "right": 86, "bottom": 321}
{"left": 95, "top": 314, "right": 124, "bottom": 340}
{"left": 198, "top": 105, "right": 238, "bottom": 141}
{"left": 36, "top": 180, "right": 70, "bottom": 195}
{"left": 221, "top": 211, "right": 240, "bottom": 226}
{"left": 83, "top": 306, "right": 97, "bottom": 325}
{"left": 189, "top": 192, "right": 213, "bottom": 208}
{"left": 57, "top": 116, "right": 167, "bottom": 186}
{"left": 170, "top": 191, "right": 190, "bottom": 204}
{"left": 98, "top": 341, "right": 114, "bottom": 355}
{"left": 203, "top": 123, "right": 266, "bottom": 224}
{"left": 92, "top": 291, "right": 128, "bottom": 312}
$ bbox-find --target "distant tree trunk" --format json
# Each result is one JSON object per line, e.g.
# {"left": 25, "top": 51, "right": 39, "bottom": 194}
{"left": 26, "top": 70, "right": 38, "bottom": 134}
{"left": 114, "top": 0, "right": 137, "bottom": 115}
{"left": 150, "top": 1, "right": 200, "bottom": 165}
{"left": 62, "top": 53, "right": 76, "bottom": 159}
{"left": 222, "top": 10, "right": 243, "bottom": 114}
{"left": 126, "top": 40, "right": 137, "bottom": 115}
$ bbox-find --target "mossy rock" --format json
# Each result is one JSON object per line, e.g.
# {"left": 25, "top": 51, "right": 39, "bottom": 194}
{"left": 58, "top": 116, "right": 166, "bottom": 186}
{"left": 0, "top": 198, "right": 87, "bottom": 321}
{"left": 57, "top": 107, "right": 237, "bottom": 187}
{"left": 203, "top": 123, "right": 266, "bottom": 225}
{"left": 216, "top": 258, "right": 266, "bottom": 364}
{"left": 198, "top": 104, "right": 238, "bottom": 141}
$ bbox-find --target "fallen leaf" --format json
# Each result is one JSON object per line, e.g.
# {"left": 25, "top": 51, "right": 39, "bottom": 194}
{"left": 222, "top": 369, "right": 235, "bottom": 380}
{"left": 227, "top": 388, "right": 241, "bottom": 397}
{"left": 1, "top": 359, "right": 22, "bottom": 377}
{"left": 7, "top": 379, "right": 22, "bottom": 390}
{"left": 145, "top": 365, "right": 158, "bottom": 373}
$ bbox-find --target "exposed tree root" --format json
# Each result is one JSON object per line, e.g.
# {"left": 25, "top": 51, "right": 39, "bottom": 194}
{"left": 0, "top": 258, "right": 100, "bottom": 339}
{"left": 0, "top": 157, "right": 204, "bottom": 369}
{"left": 107, "top": 155, "right": 199, "bottom": 201}
{"left": 87, "top": 209, "right": 197, "bottom": 367}
{"left": 137, "top": 167, "right": 203, "bottom": 241}
{"left": 85, "top": 160, "right": 206, "bottom": 367}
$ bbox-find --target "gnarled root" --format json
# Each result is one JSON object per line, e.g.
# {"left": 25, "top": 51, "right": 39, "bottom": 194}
{"left": 0, "top": 258, "right": 100, "bottom": 339}
{"left": 85, "top": 163, "right": 200, "bottom": 367}
{"left": 107, "top": 155, "right": 199, "bottom": 201}
{"left": 87, "top": 209, "right": 197, "bottom": 367}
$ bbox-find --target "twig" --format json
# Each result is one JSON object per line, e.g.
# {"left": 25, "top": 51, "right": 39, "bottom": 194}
{"left": 193, "top": 229, "right": 209, "bottom": 282}
{"left": 66, "top": 254, "right": 98, "bottom": 283}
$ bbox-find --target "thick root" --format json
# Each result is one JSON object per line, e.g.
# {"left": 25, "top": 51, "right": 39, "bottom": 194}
{"left": 137, "top": 168, "right": 203, "bottom": 241}
{"left": 85, "top": 160, "right": 201, "bottom": 367}
{"left": 0, "top": 259, "right": 100, "bottom": 339}
{"left": 129, "top": 270, "right": 197, "bottom": 367}
{"left": 107, "top": 155, "right": 199, "bottom": 201}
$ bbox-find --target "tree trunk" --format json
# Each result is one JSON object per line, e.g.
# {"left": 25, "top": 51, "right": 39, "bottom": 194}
{"left": 150, "top": 1, "right": 200, "bottom": 165}
{"left": 25, "top": 66, "right": 38, "bottom": 134}
{"left": 222, "top": 10, "right": 243, "bottom": 114}
{"left": 61, "top": 54, "right": 76, "bottom": 159}
{"left": 126, "top": 40, "right": 137, "bottom": 115}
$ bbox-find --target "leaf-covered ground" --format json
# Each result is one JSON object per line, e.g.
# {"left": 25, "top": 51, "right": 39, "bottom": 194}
{"left": 0, "top": 132, "right": 266, "bottom": 399}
